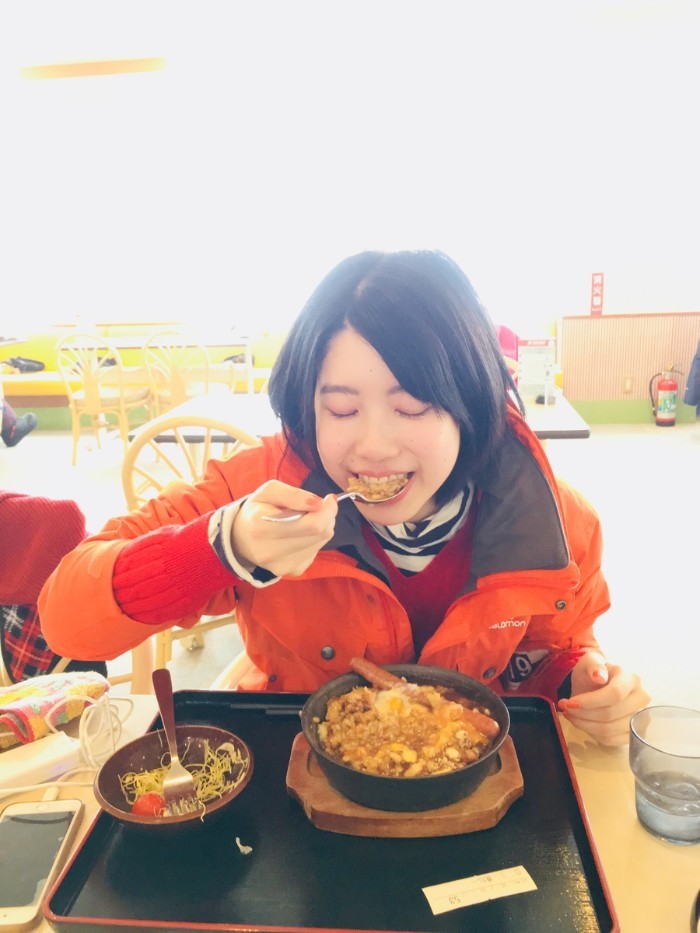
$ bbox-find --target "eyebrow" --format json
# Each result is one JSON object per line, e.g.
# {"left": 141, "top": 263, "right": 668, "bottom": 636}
{"left": 318, "top": 384, "right": 408, "bottom": 397}
{"left": 318, "top": 384, "right": 359, "bottom": 396}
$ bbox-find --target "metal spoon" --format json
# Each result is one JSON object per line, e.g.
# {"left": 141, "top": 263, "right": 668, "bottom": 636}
{"left": 261, "top": 487, "right": 406, "bottom": 523}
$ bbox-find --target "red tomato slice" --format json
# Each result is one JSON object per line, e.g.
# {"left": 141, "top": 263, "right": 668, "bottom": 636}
{"left": 131, "top": 792, "right": 166, "bottom": 816}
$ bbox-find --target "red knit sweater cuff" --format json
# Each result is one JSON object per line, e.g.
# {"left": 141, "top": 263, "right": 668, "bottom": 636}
{"left": 113, "top": 515, "right": 237, "bottom": 624}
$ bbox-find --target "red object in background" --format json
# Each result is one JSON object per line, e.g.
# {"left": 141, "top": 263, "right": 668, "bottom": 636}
{"left": 649, "top": 369, "right": 680, "bottom": 426}
{"left": 495, "top": 325, "right": 519, "bottom": 361}
{"left": 590, "top": 273, "right": 604, "bottom": 316}
{"left": 495, "top": 325, "right": 519, "bottom": 382}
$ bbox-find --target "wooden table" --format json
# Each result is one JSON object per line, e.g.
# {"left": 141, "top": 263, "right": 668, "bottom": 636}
{"left": 558, "top": 717, "right": 698, "bottom": 933}
{"left": 1, "top": 696, "right": 694, "bottom": 933}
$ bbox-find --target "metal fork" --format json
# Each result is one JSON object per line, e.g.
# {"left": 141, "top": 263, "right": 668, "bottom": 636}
{"left": 152, "top": 668, "right": 200, "bottom": 816}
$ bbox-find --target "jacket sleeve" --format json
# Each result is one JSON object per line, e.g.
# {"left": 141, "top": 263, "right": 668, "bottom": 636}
{"left": 112, "top": 514, "right": 236, "bottom": 623}
{"left": 508, "top": 480, "right": 611, "bottom": 698}
{"left": 684, "top": 340, "right": 700, "bottom": 406}
{"left": 38, "top": 464, "right": 242, "bottom": 662}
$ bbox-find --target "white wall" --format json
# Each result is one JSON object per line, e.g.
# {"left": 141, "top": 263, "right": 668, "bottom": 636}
{"left": 2, "top": 1, "right": 699, "bottom": 336}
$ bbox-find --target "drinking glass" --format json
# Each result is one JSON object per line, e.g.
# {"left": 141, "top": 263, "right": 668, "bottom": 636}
{"left": 629, "top": 705, "right": 700, "bottom": 845}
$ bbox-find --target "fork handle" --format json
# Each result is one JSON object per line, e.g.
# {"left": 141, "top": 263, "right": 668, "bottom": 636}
{"left": 152, "top": 668, "right": 181, "bottom": 764}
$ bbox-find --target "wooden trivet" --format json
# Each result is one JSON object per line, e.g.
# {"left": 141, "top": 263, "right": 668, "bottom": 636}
{"left": 286, "top": 734, "right": 524, "bottom": 837}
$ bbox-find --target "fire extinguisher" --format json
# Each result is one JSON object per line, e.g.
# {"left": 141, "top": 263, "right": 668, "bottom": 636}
{"left": 649, "top": 365, "right": 683, "bottom": 426}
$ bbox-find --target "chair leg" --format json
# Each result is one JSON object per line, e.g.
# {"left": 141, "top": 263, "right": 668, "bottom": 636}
{"left": 91, "top": 415, "right": 103, "bottom": 449}
{"left": 130, "top": 638, "right": 156, "bottom": 694}
{"left": 0, "top": 653, "right": 12, "bottom": 686}
{"left": 71, "top": 411, "right": 81, "bottom": 466}
{"left": 118, "top": 410, "right": 131, "bottom": 454}
{"left": 154, "top": 631, "right": 171, "bottom": 670}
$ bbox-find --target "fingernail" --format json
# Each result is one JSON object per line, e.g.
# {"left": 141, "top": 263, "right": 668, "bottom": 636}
{"left": 592, "top": 667, "right": 608, "bottom": 684}
{"left": 561, "top": 699, "right": 580, "bottom": 710}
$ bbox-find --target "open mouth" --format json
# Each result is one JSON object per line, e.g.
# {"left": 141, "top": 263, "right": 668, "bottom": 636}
{"left": 346, "top": 472, "right": 410, "bottom": 501}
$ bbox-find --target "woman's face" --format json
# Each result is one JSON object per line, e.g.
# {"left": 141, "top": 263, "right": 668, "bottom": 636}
{"left": 314, "top": 327, "right": 461, "bottom": 523}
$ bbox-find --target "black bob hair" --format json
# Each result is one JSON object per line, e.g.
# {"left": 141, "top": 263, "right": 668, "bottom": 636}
{"left": 268, "top": 250, "right": 521, "bottom": 505}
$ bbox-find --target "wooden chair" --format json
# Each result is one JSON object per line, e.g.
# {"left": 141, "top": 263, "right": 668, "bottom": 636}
{"left": 143, "top": 330, "right": 222, "bottom": 416}
{"left": 56, "top": 333, "right": 151, "bottom": 465}
{"left": 106, "top": 641, "right": 155, "bottom": 694}
{"left": 122, "top": 412, "right": 261, "bottom": 671}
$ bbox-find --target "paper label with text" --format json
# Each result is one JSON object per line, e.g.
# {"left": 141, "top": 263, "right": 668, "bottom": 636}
{"left": 422, "top": 865, "right": 537, "bottom": 915}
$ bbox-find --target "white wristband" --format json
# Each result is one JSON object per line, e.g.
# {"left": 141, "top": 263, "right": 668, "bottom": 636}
{"left": 208, "top": 503, "right": 279, "bottom": 588}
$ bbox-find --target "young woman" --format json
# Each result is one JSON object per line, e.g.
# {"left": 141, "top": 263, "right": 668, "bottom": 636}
{"left": 39, "top": 250, "right": 648, "bottom": 745}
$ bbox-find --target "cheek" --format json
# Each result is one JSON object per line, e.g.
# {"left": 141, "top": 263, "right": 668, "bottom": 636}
{"left": 442, "top": 423, "right": 462, "bottom": 459}
{"left": 416, "top": 421, "right": 460, "bottom": 474}
{"left": 316, "top": 422, "right": 347, "bottom": 468}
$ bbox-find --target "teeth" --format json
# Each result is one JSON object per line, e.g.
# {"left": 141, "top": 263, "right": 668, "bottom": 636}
{"left": 356, "top": 472, "right": 408, "bottom": 484}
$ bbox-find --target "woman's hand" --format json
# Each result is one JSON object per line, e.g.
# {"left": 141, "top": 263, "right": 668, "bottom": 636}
{"left": 230, "top": 480, "right": 340, "bottom": 578}
{"left": 558, "top": 650, "right": 651, "bottom": 746}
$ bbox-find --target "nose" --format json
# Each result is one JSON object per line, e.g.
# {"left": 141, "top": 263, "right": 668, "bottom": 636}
{"left": 352, "top": 413, "right": 401, "bottom": 461}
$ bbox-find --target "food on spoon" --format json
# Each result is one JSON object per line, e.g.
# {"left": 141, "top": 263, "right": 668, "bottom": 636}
{"left": 119, "top": 739, "right": 249, "bottom": 816}
{"left": 346, "top": 473, "right": 408, "bottom": 500}
{"left": 315, "top": 674, "right": 500, "bottom": 779}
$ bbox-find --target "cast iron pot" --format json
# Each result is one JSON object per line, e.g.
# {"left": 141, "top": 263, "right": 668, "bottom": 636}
{"left": 300, "top": 664, "right": 510, "bottom": 812}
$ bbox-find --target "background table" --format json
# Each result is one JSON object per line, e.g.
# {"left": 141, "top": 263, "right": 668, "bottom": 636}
{"left": 128, "top": 386, "right": 281, "bottom": 442}
{"left": 522, "top": 392, "right": 591, "bottom": 440}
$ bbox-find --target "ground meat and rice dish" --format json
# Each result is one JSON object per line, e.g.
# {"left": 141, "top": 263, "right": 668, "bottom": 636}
{"left": 315, "top": 684, "right": 498, "bottom": 778}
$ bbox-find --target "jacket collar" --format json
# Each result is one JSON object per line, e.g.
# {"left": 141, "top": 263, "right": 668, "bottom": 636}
{"left": 472, "top": 428, "right": 570, "bottom": 577}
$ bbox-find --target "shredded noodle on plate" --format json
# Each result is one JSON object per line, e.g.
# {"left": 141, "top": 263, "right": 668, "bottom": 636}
{"left": 119, "top": 739, "right": 248, "bottom": 807}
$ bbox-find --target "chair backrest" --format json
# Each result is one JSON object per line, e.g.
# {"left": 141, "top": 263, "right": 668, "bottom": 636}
{"left": 143, "top": 331, "right": 211, "bottom": 414}
{"left": 55, "top": 333, "right": 127, "bottom": 413}
{"left": 122, "top": 414, "right": 261, "bottom": 511}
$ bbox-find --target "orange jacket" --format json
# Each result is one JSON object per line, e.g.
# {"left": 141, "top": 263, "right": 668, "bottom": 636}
{"left": 39, "top": 410, "right": 608, "bottom": 698}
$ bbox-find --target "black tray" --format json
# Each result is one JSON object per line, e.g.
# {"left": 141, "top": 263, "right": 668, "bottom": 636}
{"left": 45, "top": 692, "right": 618, "bottom": 932}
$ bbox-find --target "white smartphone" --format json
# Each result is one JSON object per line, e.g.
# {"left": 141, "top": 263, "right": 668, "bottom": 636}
{"left": 0, "top": 798, "right": 84, "bottom": 932}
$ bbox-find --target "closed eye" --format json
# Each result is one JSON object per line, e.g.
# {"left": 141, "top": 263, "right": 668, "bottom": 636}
{"left": 397, "top": 406, "right": 433, "bottom": 418}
